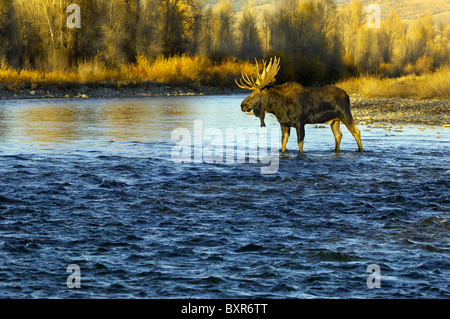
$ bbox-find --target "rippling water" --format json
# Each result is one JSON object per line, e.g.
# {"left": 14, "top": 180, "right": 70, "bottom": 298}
{"left": 0, "top": 95, "right": 449, "bottom": 298}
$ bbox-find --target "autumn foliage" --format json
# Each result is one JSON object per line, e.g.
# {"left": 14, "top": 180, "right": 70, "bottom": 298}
{"left": 0, "top": 0, "right": 448, "bottom": 97}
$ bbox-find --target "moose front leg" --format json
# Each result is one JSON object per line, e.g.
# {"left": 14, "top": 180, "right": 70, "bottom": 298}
{"left": 280, "top": 125, "right": 290, "bottom": 153}
{"left": 296, "top": 124, "right": 305, "bottom": 153}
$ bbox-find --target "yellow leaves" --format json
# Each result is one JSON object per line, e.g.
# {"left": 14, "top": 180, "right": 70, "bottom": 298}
{"left": 0, "top": 66, "right": 79, "bottom": 88}
{"left": 0, "top": 55, "right": 256, "bottom": 88}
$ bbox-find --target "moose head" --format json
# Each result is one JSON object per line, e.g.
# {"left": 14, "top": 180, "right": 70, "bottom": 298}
{"left": 235, "top": 57, "right": 281, "bottom": 127}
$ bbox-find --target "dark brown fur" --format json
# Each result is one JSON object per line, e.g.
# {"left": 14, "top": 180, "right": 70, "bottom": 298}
{"left": 241, "top": 82, "right": 364, "bottom": 153}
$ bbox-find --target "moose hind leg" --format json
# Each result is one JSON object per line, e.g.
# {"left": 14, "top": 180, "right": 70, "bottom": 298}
{"left": 330, "top": 120, "right": 342, "bottom": 152}
{"left": 343, "top": 119, "right": 364, "bottom": 152}
{"left": 281, "top": 125, "right": 290, "bottom": 153}
{"left": 296, "top": 124, "right": 305, "bottom": 154}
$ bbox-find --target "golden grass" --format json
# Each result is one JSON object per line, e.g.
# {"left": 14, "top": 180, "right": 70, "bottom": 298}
{"left": 130, "top": 55, "right": 256, "bottom": 86}
{"left": 336, "top": 66, "right": 450, "bottom": 99}
{"left": 2, "top": 54, "right": 447, "bottom": 100}
{"left": 0, "top": 55, "right": 256, "bottom": 90}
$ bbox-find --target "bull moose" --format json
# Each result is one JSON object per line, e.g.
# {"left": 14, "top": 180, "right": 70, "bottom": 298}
{"left": 236, "top": 57, "right": 364, "bottom": 153}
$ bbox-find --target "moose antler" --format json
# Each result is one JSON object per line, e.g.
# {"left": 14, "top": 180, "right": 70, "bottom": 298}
{"left": 235, "top": 56, "right": 281, "bottom": 91}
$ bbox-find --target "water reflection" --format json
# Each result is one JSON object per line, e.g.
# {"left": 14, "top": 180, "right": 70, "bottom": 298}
{"left": 0, "top": 107, "right": 8, "bottom": 140}
{"left": 3, "top": 96, "right": 446, "bottom": 150}
{"left": 17, "top": 105, "right": 79, "bottom": 142}
{"left": 0, "top": 97, "right": 208, "bottom": 144}
{"left": 102, "top": 103, "right": 153, "bottom": 141}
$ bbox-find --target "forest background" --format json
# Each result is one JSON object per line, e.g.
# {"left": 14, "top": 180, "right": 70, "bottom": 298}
{"left": 0, "top": 0, "right": 448, "bottom": 98}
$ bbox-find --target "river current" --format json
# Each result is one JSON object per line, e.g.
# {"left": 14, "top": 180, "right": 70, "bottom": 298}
{"left": 0, "top": 95, "right": 448, "bottom": 298}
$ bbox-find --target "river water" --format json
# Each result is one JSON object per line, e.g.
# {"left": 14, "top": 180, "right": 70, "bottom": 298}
{"left": 0, "top": 95, "right": 448, "bottom": 298}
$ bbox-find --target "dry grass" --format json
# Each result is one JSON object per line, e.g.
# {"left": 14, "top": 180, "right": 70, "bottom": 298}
{"left": 0, "top": 55, "right": 256, "bottom": 90}
{"left": 3, "top": 54, "right": 447, "bottom": 100}
{"left": 129, "top": 55, "right": 256, "bottom": 86}
{"left": 336, "top": 66, "right": 450, "bottom": 99}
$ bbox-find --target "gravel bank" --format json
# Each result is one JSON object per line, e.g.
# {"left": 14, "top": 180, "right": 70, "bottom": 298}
{"left": 0, "top": 86, "right": 448, "bottom": 125}
{"left": 350, "top": 94, "right": 449, "bottom": 125}
{"left": 0, "top": 83, "right": 241, "bottom": 100}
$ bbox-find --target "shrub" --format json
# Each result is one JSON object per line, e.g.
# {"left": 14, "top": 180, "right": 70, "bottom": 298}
{"left": 415, "top": 55, "right": 434, "bottom": 75}
{"left": 377, "top": 62, "right": 398, "bottom": 78}
{"left": 336, "top": 66, "right": 450, "bottom": 99}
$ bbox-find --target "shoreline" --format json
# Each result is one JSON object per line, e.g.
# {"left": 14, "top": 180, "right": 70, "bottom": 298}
{"left": 0, "top": 85, "right": 448, "bottom": 125}
{"left": 0, "top": 82, "right": 243, "bottom": 100}
{"left": 349, "top": 94, "right": 449, "bottom": 125}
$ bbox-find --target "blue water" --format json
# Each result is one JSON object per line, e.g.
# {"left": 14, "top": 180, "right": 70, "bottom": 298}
{"left": 0, "top": 95, "right": 449, "bottom": 298}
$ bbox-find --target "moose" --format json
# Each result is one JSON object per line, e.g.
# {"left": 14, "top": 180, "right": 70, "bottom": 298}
{"left": 236, "top": 57, "right": 364, "bottom": 153}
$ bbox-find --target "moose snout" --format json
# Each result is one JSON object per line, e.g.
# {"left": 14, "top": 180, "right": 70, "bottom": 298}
{"left": 241, "top": 102, "right": 252, "bottom": 113}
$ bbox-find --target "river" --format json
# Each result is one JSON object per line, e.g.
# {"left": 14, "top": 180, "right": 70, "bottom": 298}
{"left": 0, "top": 95, "right": 448, "bottom": 298}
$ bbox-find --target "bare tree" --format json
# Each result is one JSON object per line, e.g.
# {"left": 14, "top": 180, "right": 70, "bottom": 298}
{"left": 198, "top": 5, "right": 214, "bottom": 57}
{"left": 381, "top": 9, "right": 405, "bottom": 63}
{"left": 261, "top": 8, "right": 272, "bottom": 54}
{"left": 238, "top": 2, "right": 262, "bottom": 60}
{"left": 211, "top": 0, "right": 235, "bottom": 60}
{"left": 0, "top": 0, "right": 10, "bottom": 59}
{"left": 340, "top": 0, "right": 364, "bottom": 63}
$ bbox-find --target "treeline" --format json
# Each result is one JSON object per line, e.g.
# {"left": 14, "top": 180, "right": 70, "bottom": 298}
{"left": 0, "top": 0, "right": 449, "bottom": 85}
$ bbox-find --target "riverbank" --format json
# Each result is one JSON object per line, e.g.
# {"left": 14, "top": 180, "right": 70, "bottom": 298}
{"left": 0, "top": 85, "right": 448, "bottom": 125}
{"left": 349, "top": 94, "right": 449, "bottom": 125}
{"left": 0, "top": 82, "right": 242, "bottom": 100}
